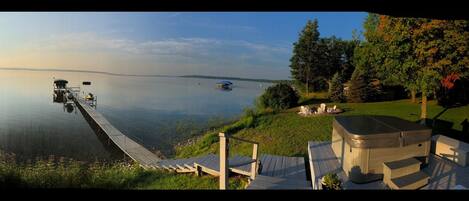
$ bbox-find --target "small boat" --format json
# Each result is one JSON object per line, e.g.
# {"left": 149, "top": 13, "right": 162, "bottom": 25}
{"left": 216, "top": 80, "right": 233, "bottom": 89}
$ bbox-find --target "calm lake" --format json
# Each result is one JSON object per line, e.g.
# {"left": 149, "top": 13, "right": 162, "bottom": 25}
{"left": 0, "top": 70, "right": 271, "bottom": 161}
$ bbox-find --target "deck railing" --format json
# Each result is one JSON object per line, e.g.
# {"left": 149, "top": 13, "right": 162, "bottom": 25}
{"left": 219, "top": 132, "right": 259, "bottom": 190}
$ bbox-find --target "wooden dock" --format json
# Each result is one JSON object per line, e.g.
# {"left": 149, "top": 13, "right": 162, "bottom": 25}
{"left": 73, "top": 94, "right": 162, "bottom": 167}
{"left": 70, "top": 89, "right": 311, "bottom": 189}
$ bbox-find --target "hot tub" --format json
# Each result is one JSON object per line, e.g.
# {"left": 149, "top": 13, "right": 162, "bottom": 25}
{"left": 331, "top": 115, "right": 431, "bottom": 183}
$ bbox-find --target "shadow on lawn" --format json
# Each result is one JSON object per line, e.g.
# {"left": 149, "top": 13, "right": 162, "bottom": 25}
{"left": 419, "top": 106, "right": 469, "bottom": 143}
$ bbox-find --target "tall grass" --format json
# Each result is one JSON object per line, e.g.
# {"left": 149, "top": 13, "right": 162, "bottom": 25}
{"left": 0, "top": 151, "right": 145, "bottom": 188}
{"left": 0, "top": 150, "right": 246, "bottom": 189}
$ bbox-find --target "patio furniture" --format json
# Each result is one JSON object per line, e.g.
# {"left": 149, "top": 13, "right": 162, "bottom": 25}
{"left": 431, "top": 135, "right": 469, "bottom": 167}
{"left": 298, "top": 105, "right": 313, "bottom": 116}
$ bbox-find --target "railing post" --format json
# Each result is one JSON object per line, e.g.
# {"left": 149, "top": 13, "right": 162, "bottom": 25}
{"left": 251, "top": 143, "right": 259, "bottom": 180}
{"left": 219, "top": 132, "right": 229, "bottom": 190}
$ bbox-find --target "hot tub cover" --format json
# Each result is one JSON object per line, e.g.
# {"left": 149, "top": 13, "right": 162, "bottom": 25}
{"left": 333, "top": 115, "right": 431, "bottom": 148}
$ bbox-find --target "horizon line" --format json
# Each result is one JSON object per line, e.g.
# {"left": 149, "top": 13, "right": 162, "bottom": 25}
{"left": 0, "top": 67, "right": 286, "bottom": 82}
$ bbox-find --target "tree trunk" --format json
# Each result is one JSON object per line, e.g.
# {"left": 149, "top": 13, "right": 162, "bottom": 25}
{"left": 306, "top": 79, "right": 309, "bottom": 97}
{"left": 420, "top": 91, "right": 427, "bottom": 119}
{"left": 410, "top": 89, "right": 416, "bottom": 103}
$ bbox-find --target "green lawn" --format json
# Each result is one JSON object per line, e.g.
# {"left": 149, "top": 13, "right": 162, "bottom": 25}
{"left": 176, "top": 99, "right": 469, "bottom": 158}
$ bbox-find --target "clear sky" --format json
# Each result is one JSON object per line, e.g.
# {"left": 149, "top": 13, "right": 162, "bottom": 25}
{"left": 0, "top": 12, "right": 368, "bottom": 79}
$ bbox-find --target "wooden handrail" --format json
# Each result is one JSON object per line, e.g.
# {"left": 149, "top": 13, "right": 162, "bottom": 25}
{"left": 219, "top": 132, "right": 259, "bottom": 190}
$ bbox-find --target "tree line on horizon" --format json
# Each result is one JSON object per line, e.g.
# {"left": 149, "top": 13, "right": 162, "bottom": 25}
{"left": 289, "top": 14, "right": 469, "bottom": 119}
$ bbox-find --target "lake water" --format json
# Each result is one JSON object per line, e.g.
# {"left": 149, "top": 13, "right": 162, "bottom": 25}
{"left": 0, "top": 70, "right": 271, "bottom": 161}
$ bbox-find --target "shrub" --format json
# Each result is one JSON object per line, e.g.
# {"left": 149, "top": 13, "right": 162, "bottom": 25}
{"left": 329, "top": 73, "right": 345, "bottom": 102}
{"left": 259, "top": 83, "right": 299, "bottom": 111}
{"left": 437, "top": 77, "right": 469, "bottom": 107}
{"left": 321, "top": 173, "right": 341, "bottom": 190}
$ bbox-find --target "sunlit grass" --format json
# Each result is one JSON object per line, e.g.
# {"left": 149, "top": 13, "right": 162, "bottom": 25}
{"left": 176, "top": 99, "right": 469, "bottom": 158}
{"left": 0, "top": 152, "right": 246, "bottom": 189}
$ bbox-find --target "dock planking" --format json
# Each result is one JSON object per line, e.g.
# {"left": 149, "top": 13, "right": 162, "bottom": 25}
{"left": 73, "top": 94, "right": 162, "bottom": 168}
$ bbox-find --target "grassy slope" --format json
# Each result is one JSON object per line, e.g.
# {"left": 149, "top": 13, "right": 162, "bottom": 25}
{"left": 176, "top": 99, "right": 469, "bottom": 158}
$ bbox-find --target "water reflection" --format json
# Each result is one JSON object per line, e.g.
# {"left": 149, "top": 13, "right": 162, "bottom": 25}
{"left": 0, "top": 70, "right": 271, "bottom": 160}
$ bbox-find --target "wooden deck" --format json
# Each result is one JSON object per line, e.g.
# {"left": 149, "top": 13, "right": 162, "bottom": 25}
{"left": 422, "top": 153, "right": 469, "bottom": 189}
{"left": 247, "top": 155, "right": 311, "bottom": 189}
{"left": 308, "top": 140, "right": 469, "bottom": 190}
{"left": 73, "top": 95, "right": 162, "bottom": 168}
{"left": 149, "top": 152, "right": 312, "bottom": 189}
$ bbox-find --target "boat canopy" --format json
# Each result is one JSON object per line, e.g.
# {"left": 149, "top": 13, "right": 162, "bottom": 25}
{"left": 217, "top": 80, "right": 233, "bottom": 85}
{"left": 54, "top": 79, "right": 68, "bottom": 84}
{"left": 54, "top": 79, "right": 68, "bottom": 88}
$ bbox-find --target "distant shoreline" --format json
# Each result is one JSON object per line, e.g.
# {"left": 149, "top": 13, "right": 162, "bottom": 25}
{"left": 0, "top": 67, "right": 285, "bottom": 83}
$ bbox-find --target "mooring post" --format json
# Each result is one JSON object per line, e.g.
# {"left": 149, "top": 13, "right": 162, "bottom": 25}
{"left": 219, "top": 132, "right": 229, "bottom": 190}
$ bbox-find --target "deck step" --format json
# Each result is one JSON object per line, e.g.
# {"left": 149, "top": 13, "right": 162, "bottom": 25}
{"left": 246, "top": 175, "right": 311, "bottom": 190}
{"left": 389, "top": 171, "right": 429, "bottom": 190}
{"left": 383, "top": 158, "right": 421, "bottom": 186}
{"left": 383, "top": 157, "right": 421, "bottom": 171}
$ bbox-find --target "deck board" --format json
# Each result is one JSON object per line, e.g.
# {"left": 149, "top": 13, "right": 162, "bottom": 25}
{"left": 261, "top": 155, "right": 275, "bottom": 176}
{"left": 73, "top": 95, "right": 162, "bottom": 168}
{"left": 247, "top": 154, "right": 311, "bottom": 190}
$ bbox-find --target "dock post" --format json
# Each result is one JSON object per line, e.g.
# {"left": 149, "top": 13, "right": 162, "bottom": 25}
{"left": 219, "top": 132, "right": 229, "bottom": 190}
{"left": 250, "top": 143, "right": 259, "bottom": 180}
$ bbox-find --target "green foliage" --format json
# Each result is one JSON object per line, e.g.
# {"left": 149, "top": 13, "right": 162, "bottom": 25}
{"left": 355, "top": 15, "right": 469, "bottom": 117}
{"left": 321, "top": 173, "right": 341, "bottom": 190}
{"left": 329, "top": 73, "right": 345, "bottom": 102}
{"left": 290, "top": 19, "right": 359, "bottom": 93}
{"left": 259, "top": 83, "right": 299, "bottom": 111}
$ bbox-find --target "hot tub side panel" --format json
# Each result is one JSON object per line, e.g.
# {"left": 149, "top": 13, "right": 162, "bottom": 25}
{"left": 331, "top": 127, "right": 344, "bottom": 160}
{"left": 342, "top": 144, "right": 377, "bottom": 183}
{"left": 343, "top": 141, "right": 430, "bottom": 183}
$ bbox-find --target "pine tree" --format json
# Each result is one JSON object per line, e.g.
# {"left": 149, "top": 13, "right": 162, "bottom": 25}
{"left": 329, "top": 73, "right": 345, "bottom": 102}
{"left": 289, "top": 19, "right": 326, "bottom": 95}
{"left": 348, "top": 67, "right": 374, "bottom": 103}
